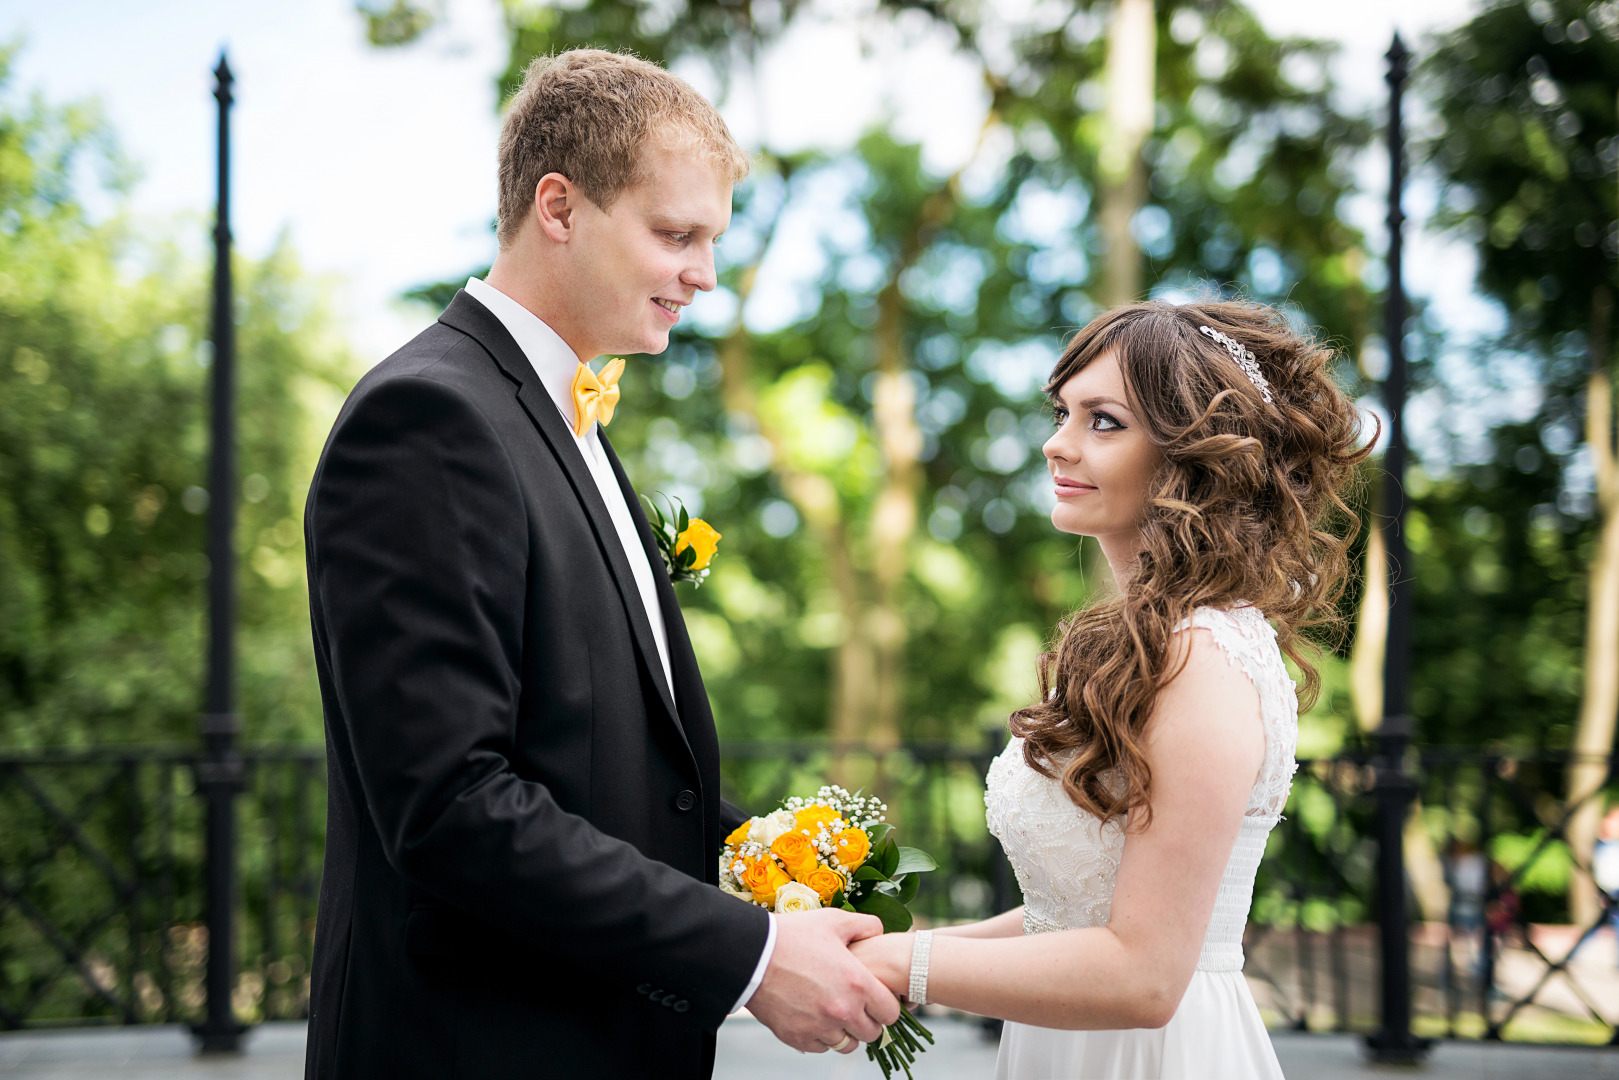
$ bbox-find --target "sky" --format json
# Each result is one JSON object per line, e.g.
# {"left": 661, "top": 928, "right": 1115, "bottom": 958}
{"left": 2, "top": 0, "right": 1488, "bottom": 367}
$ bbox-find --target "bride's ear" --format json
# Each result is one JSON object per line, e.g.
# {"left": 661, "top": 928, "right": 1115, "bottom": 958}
{"left": 533, "top": 172, "right": 574, "bottom": 243}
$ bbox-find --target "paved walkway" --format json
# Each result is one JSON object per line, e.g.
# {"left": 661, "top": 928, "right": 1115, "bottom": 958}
{"left": 1, "top": 1017, "right": 1616, "bottom": 1078}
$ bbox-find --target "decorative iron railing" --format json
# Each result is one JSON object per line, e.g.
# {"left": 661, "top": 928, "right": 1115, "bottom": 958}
{"left": 0, "top": 740, "right": 1613, "bottom": 1046}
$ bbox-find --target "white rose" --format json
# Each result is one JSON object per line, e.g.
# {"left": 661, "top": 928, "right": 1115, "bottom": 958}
{"left": 720, "top": 879, "right": 754, "bottom": 902}
{"left": 749, "top": 809, "right": 796, "bottom": 848}
{"left": 774, "top": 882, "right": 822, "bottom": 913}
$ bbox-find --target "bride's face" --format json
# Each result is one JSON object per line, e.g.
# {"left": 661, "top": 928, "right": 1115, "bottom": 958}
{"left": 1042, "top": 349, "right": 1163, "bottom": 546}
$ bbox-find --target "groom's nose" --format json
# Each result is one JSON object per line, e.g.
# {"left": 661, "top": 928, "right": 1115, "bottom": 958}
{"left": 681, "top": 247, "right": 718, "bottom": 292}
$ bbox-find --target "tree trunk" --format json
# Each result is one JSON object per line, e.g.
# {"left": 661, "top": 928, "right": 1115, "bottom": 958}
{"left": 1568, "top": 284, "right": 1619, "bottom": 929}
{"left": 1096, "top": 0, "right": 1155, "bottom": 308}
{"left": 1350, "top": 520, "right": 1388, "bottom": 734}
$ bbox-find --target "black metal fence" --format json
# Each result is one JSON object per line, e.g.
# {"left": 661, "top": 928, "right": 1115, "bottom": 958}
{"left": 0, "top": 740, "right": 1614, "bottom": 1045}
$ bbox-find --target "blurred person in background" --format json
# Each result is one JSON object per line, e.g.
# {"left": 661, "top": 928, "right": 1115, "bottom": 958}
{"left": 1596, "top": 805, "right": 1619, "bottom": 967}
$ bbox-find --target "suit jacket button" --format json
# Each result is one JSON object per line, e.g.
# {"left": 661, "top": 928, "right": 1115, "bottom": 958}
{"left": 662, "top": 995, "right": 676, "bottom": 1008}
{"left": 673, "top": 1000, "right": 690, "bottom": 1013}
{"left": 636, "top": 983, "right": 652, "bottom": 995}
{"left": 649, "top": 990, "right": 664, "bottom": 1003}
{"left": 674, "top": 790, "right": 697, "bottom": 812}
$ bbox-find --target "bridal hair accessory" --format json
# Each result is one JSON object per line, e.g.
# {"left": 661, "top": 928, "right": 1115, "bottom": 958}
{"left": 908, "top": 930, "right": 934, "bottom": 1006}
{"left": 570, "top": 357, "right": 625, "bottom": 436}
{"left": 1198, "top": 325, "right": 1273, "bottom": 405}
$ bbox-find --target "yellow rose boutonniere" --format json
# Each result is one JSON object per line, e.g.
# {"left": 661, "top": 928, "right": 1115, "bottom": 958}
{"left": 642, "top": 493, "right": 720, "bottom": 586}
{"left": 675, "top": 518, "right": 721, "bottom": 571}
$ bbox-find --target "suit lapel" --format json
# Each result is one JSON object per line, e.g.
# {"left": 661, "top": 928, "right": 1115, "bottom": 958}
{"left": 598, "top": 435, "right": 711, "bottom": 738}
{"left": 437, "top": 291, "right": 683, "bottom": 739}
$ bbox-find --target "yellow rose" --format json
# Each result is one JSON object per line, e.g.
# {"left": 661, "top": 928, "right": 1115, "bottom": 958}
{"left": 802, "top": 866, "right": 845, "bottom": 904}
{"left": 832, "top": 827, "right": 870, "bottom": 871}
{"left": 725, "top": 820, "right": 753, "bottom": 848}
{"left": 674, "top": 519, "right": 722, "bottom": 571}
{"left": 771, "top": 831, "right": 821, "bottom": 883}
{"left": 741, "top": 855, "right": 791, "bottom": 906}
{"left": 774, "top": 881, "right": 822, "bottom": 913}
{"left": 794, "top": 805, "right": 842, "bottom": 836}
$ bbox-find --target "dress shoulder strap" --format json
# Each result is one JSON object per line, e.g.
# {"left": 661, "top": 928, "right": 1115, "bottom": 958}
{"left": 1171, "top": 605, "right": 1299, "bottom": 819}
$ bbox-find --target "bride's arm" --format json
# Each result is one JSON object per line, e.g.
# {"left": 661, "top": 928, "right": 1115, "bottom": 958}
{"left": 852, "top": 628, "right": 1264, "bottom": 1030}
{"left": 931, "top": 906, "right": 1026, "bottom": 939}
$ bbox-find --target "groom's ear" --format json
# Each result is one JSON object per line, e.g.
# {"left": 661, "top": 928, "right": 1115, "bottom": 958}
{"left": 533, "top": 172, "right": 576, "bottom": 244}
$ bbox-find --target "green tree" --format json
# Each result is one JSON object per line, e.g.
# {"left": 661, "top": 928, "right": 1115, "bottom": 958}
{"left": 373, "top": 0, "right": 1376, "bottom": 751}
{"left": 0, "top": 50, "right": 355, "bottom": 747}
{"left": 1423, "top": 0, "right": 1619, "bottom": 925}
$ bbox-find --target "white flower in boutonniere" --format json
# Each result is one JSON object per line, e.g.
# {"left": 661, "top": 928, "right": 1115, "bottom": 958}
{"left": 642, "top": 493, "right": 721, "bottom": 586}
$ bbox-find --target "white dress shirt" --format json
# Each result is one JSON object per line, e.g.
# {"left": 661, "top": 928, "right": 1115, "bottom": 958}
{"left": 462, "top": 277, "right": 775, "bottom": 1013}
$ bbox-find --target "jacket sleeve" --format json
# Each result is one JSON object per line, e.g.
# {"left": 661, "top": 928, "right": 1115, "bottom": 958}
{"left": 307, "top": 371, "right": 768, "bottom": 1029}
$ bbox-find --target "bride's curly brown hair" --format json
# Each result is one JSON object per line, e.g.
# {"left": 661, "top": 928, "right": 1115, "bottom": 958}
{"left": 1009, "top": 299, "right": 1374, "bottom": 827}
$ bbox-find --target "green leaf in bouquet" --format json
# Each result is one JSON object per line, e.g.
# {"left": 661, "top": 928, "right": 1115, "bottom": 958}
{"left": 874, "top": 838, "right": 900, "bottom": 879}
{"left": 854, "top": 890, "right": 913, "bottom": 933}
{"left": 853, "top": 864, "right": 889, "bottom": 883}
{"left": 894, "top": 847, "right": 938, "bottom": 875}
{"left": 678, "top": 544, "right": 696, "bottom": 568}
{"left": 677, "top": 504, "right": 689, "bottom": 532}
{"left": 897, "top": 871, "right": 921, "bottom": 906}
{"left": 873, "top": 879, "right": 900, "bottom": 896}
{"left": 865, "top": 822, "right": 894, "bottom": 848}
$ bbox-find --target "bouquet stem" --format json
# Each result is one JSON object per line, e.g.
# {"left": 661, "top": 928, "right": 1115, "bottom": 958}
{"left": 866, "top": 1006, "right": 935, "bottom": 1079}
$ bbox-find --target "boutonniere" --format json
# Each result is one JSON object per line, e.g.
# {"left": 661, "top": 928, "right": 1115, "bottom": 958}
{"left": 643, "top": 494, "right": 721, "bottom": 586}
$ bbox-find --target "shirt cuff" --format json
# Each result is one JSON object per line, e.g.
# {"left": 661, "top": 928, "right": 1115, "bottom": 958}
{"left": 730, "top": 913, "right": 777, "bottom": 1013}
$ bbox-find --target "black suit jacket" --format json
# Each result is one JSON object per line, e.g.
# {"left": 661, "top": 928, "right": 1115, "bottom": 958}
{"left": 302, "top": 291, "right": 769, "bottom": 1079}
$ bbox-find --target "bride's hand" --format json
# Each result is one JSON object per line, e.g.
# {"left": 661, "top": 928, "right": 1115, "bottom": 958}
{"left": 849, "top": 931, "right": 912, "bottom": 998}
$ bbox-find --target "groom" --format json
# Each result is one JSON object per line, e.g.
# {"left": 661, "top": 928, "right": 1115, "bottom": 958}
{"left": 302, "top": 49, "right": 898, "bottom": 1079}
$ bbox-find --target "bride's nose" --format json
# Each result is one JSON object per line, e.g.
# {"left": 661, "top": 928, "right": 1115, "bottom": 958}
{"left": 1044, "top": 426, "right": 1075, "bottom": 465}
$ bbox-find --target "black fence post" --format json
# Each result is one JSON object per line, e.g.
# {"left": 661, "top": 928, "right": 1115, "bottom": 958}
{"left": 1364, "top": 32, "right": 1431, "bottom": 1065}
{"left": 192, "top": 51, "right": 247, "bottom": 1055}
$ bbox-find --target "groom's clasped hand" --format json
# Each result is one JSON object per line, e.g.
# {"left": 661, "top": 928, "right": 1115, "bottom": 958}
{"left": 749, "top": 908, "right": 900, "bottom": 1053}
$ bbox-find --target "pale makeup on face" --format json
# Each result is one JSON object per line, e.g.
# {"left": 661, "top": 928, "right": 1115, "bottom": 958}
{"left": 495, "top": 134, "right": 733, "bottom": 362}
{"left": 1042, "top": 349, "right": 1164, "bottom": 576}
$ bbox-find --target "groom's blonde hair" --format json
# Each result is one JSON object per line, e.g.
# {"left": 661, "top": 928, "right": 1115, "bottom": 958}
{"left": 497, "top": 49, "right": 750, "bottom": 247}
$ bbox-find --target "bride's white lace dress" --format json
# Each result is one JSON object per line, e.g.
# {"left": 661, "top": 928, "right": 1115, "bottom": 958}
{"left": 985, "top": 605, "right": 1294, "bottom": 1079}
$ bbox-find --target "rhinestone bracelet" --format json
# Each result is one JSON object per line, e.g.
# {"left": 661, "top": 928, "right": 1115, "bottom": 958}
{"left": 908, "top": 929, "right": 933, "bottom": 1006}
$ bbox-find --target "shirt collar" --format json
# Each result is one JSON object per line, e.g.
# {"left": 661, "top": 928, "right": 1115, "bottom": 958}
{"left": 463, "top": 276, "right": 584, "bottom": 432}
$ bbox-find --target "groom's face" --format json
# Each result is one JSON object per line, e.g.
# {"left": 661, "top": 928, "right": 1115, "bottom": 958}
{"left": 566, "top": 136, "right": 732, "bottom": 358}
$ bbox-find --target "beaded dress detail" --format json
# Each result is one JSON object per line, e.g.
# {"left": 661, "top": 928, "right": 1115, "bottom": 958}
{"left": 984, "top": 605, "right": 1296, "bottom": 1079}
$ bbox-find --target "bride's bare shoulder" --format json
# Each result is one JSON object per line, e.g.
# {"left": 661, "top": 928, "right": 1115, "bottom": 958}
{"left": 1147, "top": 624, "right": 1265, "bottom": 780}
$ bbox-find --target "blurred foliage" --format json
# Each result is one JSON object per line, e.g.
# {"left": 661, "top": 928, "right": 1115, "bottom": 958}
{"left": 395, "top": 0, "right": 1380, "bottom": 745}
{"left": 0, "top": 48, "right": 355, "bottom": 746}
{"left": 1412, "top": 0, "right": 1619, "bottom": 748}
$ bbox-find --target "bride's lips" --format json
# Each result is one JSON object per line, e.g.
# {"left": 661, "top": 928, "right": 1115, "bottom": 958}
{"left": 652, "top": 297, "right": 684, "bottom": 324}
{"left": 1053, "top": 475, "right": 1096, "bottom": 498}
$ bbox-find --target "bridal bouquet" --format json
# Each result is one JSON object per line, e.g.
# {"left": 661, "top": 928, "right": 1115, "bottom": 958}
{"left": 720, "top": 785, "right": 937, "bottom": 1078}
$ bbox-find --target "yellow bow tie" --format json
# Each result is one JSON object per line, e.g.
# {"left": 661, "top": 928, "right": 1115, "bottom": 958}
{"left": 570, "top": 358, "right": 625, "bottom": 438}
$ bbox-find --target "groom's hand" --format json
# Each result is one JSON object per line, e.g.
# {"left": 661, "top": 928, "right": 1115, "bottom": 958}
{"left": 747, "top": 909, "right": 900, "bottom": 1054}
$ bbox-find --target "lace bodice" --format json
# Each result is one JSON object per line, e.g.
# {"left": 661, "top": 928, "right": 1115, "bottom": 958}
{"left": 984, "top": 605, "right": 1298, "bottom": 971}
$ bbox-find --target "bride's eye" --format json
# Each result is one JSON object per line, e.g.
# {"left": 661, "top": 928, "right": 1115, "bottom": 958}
{"left": 1051, "top": 405, "right": 1070, "bottom": 426}
{"left": 1090, "top": 410, "right": 1124, "bottom": 432}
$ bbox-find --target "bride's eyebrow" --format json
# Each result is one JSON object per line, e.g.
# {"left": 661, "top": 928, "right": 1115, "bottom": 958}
{"left": 1078, "top": 395, "right": 1130, "bottom": 412}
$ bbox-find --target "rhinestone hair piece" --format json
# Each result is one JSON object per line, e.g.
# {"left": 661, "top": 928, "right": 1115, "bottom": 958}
{"left": 1198, "top": 325, "right": 1273, "bottom": 405}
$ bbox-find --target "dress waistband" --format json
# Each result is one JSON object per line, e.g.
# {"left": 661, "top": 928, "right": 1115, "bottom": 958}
{"left": 1196, "top": 941, "right": 1244, "bottom": 973}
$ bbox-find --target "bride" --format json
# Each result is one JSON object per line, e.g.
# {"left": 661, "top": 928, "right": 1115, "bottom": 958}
{"left": 852, "top": 299, "right": 1370, "bottom": 1078}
